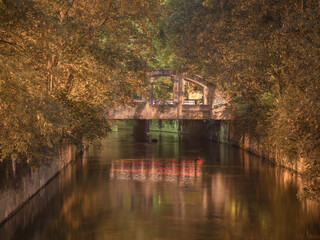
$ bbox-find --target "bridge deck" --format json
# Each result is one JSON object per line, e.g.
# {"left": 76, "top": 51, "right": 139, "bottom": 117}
{"left": 106, "top": 103, "right": 230, "bottom": 120}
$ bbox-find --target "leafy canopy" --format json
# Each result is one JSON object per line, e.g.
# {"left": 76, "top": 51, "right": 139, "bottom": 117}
{"left": 0, "top": 0, "right": 162, "bottom": 163}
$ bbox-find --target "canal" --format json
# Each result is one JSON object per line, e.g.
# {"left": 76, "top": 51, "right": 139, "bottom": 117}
{"left": 1, "top": 130, "right": 320, "bottom": 240}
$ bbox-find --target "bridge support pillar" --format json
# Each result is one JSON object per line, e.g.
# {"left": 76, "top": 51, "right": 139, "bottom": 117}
{"left": 178, "top": 76, "right": 185, "bottom": 118}
{"left": 172, "top": 77, "right": 179, "bottom": 104}
{"left": 149, "top": 77, "right": 156, "bottom": 104}
{"left": 209, "top": 87, "right": 216, "bottom": 117}
{"left": 203, "top": 87, "right": 209, "bottom": 105}
{"left": 133, "top": 119, "right": 149, "bottom": 141}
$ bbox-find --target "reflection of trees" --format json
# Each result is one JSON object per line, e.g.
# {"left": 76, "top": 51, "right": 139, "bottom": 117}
{"left": 37, "top": 140, "right": 320, "bottom": 239}
{"left": 106, "top": 140, "right": 320, "bottom": 239}
{"left": 219, "top": 150, "right": 320, "bottom": 239}
{"left": 6, "top": 134, "right": 320, "bottom": 239}
{"left": 107, "top": 154, "right": 320, "bottom": 239}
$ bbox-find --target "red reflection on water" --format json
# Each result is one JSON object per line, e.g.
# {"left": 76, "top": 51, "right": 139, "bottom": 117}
{"left": 110, "top": 157, "right": 204, "bottom": 182}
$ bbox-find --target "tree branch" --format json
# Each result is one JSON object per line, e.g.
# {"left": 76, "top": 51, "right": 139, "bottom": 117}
{"left": 0, "top": 39, "right": 16, "bottom": 45}
{"left": 99, "top": 0, "right": 115, "bottom": 27}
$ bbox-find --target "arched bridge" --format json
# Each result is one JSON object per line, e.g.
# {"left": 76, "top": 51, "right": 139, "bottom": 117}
{"left": 107, "top": 70, "right": 231, "bottom": 120}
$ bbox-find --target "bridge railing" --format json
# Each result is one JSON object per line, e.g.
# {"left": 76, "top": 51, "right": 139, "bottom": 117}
{"left": 131, "top": 99, "right": 207, "bottom": 105}
{"left": 147, "top": 70, "right": 176, "bottom": 77}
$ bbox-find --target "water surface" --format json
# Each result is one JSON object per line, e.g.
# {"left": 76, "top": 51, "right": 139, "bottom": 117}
{"left": 1, "top": 130, "right": 320, "bottom": 240}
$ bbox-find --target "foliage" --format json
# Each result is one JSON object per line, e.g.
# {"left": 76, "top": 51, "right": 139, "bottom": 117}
{"left": 152, "top": 76, "right": 173, "bottom": 101}
{"left": 1, "top": 0, "right": 320, "bottom": 200}
{"left": 0, "top": 0, "right": 161, "bottom": 162}
{"left": 148, "top": 1, "right": 176, "bottom": 69}
{"left": 162, "top": 0, "right": 320, "bottom": 200}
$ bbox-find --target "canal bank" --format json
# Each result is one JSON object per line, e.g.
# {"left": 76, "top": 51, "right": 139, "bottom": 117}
{"left": 0, "top": 142, "right": 86, "bottom": 227}
{"left": 202, "top": 120, "right": 307, "bottom": 174}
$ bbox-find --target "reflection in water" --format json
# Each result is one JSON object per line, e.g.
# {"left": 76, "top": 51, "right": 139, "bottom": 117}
{"left": 0, "top": 130, "right": 320, "bottom": 240}
{"left": 110, "top": 158, "right": 203, "bottom": 183}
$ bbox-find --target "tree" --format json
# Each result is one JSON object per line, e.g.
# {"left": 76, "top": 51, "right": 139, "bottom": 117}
{"left": 162, "top": 0, "right": 320, "bottom": 201}
{"left": 0, "top": 0, "right": 162, "bottom": 163}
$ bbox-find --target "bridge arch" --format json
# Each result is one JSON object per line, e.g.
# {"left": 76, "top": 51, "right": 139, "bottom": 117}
{"left": 183, "top": 77, "right": 207, "bottom": 89}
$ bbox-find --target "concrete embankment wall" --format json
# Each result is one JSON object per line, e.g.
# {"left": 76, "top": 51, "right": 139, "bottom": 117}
{"left": 0, "top": 143, "right": 83, "bottom": 226}
{"left": 199, "top": 120, "right": 306, "bottom": 174}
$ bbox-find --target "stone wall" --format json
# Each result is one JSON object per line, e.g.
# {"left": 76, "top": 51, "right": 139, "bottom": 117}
{"left": 0, "top": 143, "right": 82, "bottom": 226}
